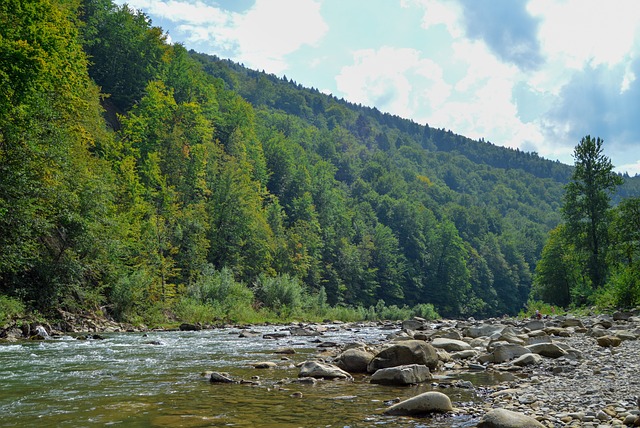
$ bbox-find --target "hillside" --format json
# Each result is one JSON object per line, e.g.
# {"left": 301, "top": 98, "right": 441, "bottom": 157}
{"left": 1, "top": 0, "right": 638, "bottom": 324}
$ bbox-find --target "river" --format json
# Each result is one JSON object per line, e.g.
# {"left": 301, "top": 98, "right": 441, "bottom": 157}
{"left": 0, "top": 324, "right": 502, "bottom": 427}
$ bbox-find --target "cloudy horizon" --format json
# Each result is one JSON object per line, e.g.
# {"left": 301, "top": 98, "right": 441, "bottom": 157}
{"left": 114, "top": 0, "right": 640, "bottom": 175}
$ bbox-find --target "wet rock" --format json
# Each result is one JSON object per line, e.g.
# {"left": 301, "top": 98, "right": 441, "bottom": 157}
{"left": 334, "top": 348, "right": 374, "bottom": 373}
{"left": 298, "top": 361, "right": 352, "bottom": 380}
{"left": 383, "top": 391, "right": 453, "bottom": 415}
{"left": 367, "top": 340, "right": 438, "bottom": 372}
{"left": 209, "top": 372, "right": 236, "bottom": 383}
{"left": 370, "top": 364, "right": 431, "bottom": 385}
{"left": 289, "top": 326, "right": 321, "bottom": 336}
{"left": 179, "top": 323, "right": 201, "bottom": 331}
{"left": 274, "top": 347, "right": 296, "bottom": 354}
{"left": 252, "top": 361, "right": 277, "bottom": 369}
{"left": 477, "top": 408, "right": 545, "bottom": 427}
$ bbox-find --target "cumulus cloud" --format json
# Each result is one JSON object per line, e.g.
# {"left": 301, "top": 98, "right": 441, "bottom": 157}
{"left": 458, "top": 0, "right": 543, "bottom": 71}
{"left": 117, "top": 0, "right": 327, "bottom": 74}
{"left": 542, "top": 58, "right": 640, "bottom": 169}
{"left": 335, "top": 47, "right": 451, "bottom": 120}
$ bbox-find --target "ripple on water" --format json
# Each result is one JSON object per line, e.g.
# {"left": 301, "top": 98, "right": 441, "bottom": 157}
{"left": 0, "top": 326, "right": 496, "bottom": 427}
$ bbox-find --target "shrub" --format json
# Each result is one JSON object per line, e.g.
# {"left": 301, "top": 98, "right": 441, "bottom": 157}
{"left": 253, "top": 273, "right": 305, "bottom": 313}
{"left": 0, "top": 295, "right": 25, "bottom": 323}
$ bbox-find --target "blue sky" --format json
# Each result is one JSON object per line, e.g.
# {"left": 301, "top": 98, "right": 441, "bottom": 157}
{"left": 115, "top": 0, "right": 640, "bottom": 175}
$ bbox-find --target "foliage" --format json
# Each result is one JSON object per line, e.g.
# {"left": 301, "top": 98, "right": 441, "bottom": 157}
{"left": 0, "top": 295, "right": 25, "bottom": 323}
{"left": 3, "top": 1, "right": 639, "bottom": 326}
{"left": 562, "top": 136, "right": 623, "bottom": 290}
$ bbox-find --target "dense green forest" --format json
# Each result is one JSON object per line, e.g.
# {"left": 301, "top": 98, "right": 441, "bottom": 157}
{"left": 1, "top": 0, "right": 639, "bottom": 325}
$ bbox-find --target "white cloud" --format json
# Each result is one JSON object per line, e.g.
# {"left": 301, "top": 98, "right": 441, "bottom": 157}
{"left": 233, "top": 0, "right": 327, "bottom": 73}
{"left": 404, "top": 0, "right": 463, "bottom": 37}
{"left": 617, "top": 159, "right": 640, "bottom": 176}
{"left": 529, "top": 0, "right": 640, "bottom": 69}
{"left": 335, "top": 47, "right": 451, "bottom": 121}
{"left": 117, "top": 0, "right": 327, "bottom": 75}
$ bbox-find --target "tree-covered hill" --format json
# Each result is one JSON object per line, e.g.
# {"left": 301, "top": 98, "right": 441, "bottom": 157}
{"left": 2, "top": 0, "right": 638, "bottom": 323}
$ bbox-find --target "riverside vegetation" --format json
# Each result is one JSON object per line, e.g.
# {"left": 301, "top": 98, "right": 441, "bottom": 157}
{"left": 2, "top": 0, "right": 640, "bottom": 330}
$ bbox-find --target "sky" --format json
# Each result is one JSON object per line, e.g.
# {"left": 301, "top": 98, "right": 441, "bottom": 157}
{"left": 114, "top": 0, "right": 640, "bottom": 175}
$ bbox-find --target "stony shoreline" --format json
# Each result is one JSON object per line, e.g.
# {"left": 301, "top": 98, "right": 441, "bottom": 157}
{"left": 386, "top": 311, "right": 640, "bottom": 427}
{"left": 3, "top": 309, "right": 639, "bottom": 427}
{"left": 288, "top": 311, "right": 640, "bottom": 427}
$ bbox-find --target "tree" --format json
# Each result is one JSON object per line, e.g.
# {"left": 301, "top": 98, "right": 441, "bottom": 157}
{"left": 562, "top": 136, "right": 622, "bottom": 290}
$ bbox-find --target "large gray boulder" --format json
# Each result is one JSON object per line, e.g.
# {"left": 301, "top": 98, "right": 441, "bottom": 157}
{"left": 523, "top": 320, "right": 545, "bottom": 331}
{"left": 526, "top": 342, "right": 567, "bottom": 358}
{"left": 335, "top": 348, "right": 374, "bottom": 373}
{"left": 298, "top": 361, "right": 352, "bottom": 380}
{"left": 370, "top": 364, "right": 431, "bottom": 385}
{"left": 477, "top": 408, "right": 544, "bottom": 427}
{"left": 431, "top": 337, "right": 471, "bottom": 352}
{"left": 491, "top": 343, "right": 529, "bottom": 363}
{"left": 512, "top": 353, "right": 543, "bottom": 367}
{"left": 465, "top": 324, "right": 506, "bottom": 338}
{"left": 383, "top": 391, "right": 453, "bottom": 415}
{"left": 402, "top": 318, "right": 426, "bottom": 331}
{"left": 367, "top": 340, "right": 438, "bottom": 373}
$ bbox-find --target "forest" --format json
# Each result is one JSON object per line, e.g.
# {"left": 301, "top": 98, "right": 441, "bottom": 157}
{"left": 1, "top": 0, "right": 639, "bottom": 326}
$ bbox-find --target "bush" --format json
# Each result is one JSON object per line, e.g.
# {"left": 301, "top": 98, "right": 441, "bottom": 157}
{"left": 0, "top": 295, "right": 25, "bottom": 323}
{"left": 189, "top": 266, "right": 253, "bottom": 306}
{"left": 109, "top": 269, "right": 153, "bottom": 321}
{"left": 595, "top": 267, "right": 640, "bottom": 310}
{"left": 254, "top": 273, "right": 305, "bottom": 314}
{"left": 411, "top": 303, "right": 440, "bottom": 320}
{"left": 518, "top": 299, "right": 564, "bottom": 318}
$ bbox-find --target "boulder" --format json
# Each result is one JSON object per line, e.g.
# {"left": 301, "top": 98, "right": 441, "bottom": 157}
{"left": 544, "top": 327, "right": 571, "bottom": 337}
{"left": 613, "top": 311, "right": 632, "bottom": 321}
{"left": 526, "top": 342, "right": 568, "bottom": 358}
{"left": 299, "top": 361, "right": 352, "bottom": 380}
{"left": 367, "top": 340, "right": 438, "bottom": 372}
{"left": 451, "top": 349, "right": 478, "bottom": 360}
{"left": 561, "top": 317, "right": 584, "bottom": 328}
{"left": 597, "top": 335, "right": 622, "bottom": 348}
{"left": 179, "top": 323, "right": 201, "bottom": 331}
{"left": 209, "top": 372, "right": 236, "bottom": 383}
{"left": 335, "top": 348, "right": 374, "bottom": 373}
{"left": 512, "top": 353, "right": 543, "bottom": 367}
{"left": 370, "top": 364, "right": 431, "bottom": 385}
{"left": 402, "top": 318, "right": 425, "bottom": 331}
{"left": 477, "top": 408, "right": 545, "bottom": 428}
{"left": 289, "top": 326, "right": 321, "bottom": 336}
{"left": 523, "top": 320, "right": 545, "bottom": 331}
{"left": 431, "top": 337, "right": 471, "bottom": 352}
{"left": 431, "top": 329, "right": 463, "bottom": 340}
{"left": 491, "top": 343, "right": 530, "bottom": 363}
{"left": 465, "top": 324, "right": 506, "bottom": 338}
{"left": 383, "top": 391, "right": 453, "bottom": 415}
{"left": 251, "top": 361, "right": 277, "bottom": 369}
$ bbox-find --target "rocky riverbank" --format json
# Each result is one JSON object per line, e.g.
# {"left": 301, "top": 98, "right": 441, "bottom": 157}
{"left": 3, "top": 309, "right": 639, "bottom": 427}
{"left": 351, "top": 310, "right": 640, "bottom": 427}
{"left": 204, "top": 310, "right": 640, "bottom": 427}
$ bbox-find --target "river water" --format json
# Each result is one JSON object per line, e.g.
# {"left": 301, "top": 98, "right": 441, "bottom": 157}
{"left": 0, "top": 324, "right": 501, "bottom": 427}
